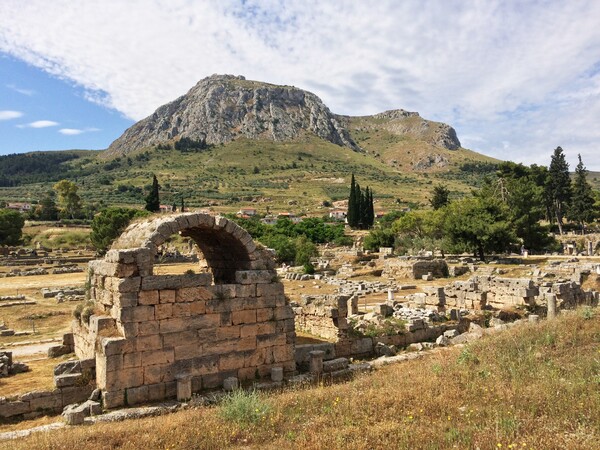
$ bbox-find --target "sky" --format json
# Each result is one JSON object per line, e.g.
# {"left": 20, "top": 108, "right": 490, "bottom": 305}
{"left": 0, "top": 0, "right": 599, "bottom": 170}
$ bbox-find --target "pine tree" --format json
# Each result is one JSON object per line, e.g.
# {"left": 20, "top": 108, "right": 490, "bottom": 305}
{"left": 569, "top": 154, "right": 595, "bottom": 233}
{"left": 347, "top": 174, "right": 357, "bottom": 227}
{"left": 545, "top": 146, "right": 571, "bottom": 234}
{"left": 145, "top": 174, "right": 161, "bottom": 212}
{"left": 430, "top": 184, "right": 450, "bottom": 210}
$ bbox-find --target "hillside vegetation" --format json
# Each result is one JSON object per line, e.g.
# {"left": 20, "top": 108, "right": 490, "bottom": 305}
{"left": 10, "top": 308, "right": 600, "bottom": 450}
{"left": 0, "top": 134, "right": 497, "bottom": 214}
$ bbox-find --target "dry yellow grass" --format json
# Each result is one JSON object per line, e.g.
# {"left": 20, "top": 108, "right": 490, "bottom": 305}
{"left": 3, "top": 308, "right": 598, "bottom": 449}
{"left": 0, "top": 357, "right": 59, "bottom": 398}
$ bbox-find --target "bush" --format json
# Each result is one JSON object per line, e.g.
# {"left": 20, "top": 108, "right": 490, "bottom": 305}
{"left": 219, "top": 389, "right": 271, "bottom": 427}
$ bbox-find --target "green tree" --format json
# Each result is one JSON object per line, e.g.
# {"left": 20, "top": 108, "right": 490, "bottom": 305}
{"left": 90, "top": 207, "right": 150, "bottom": 253}
{"left": 0, "top": 209, "right": 25, "bottom": 245}
{"left": 294, "top": 235, "right": 318, "bottom": 270}
{"left": 363, "top": 229, "right": 395, "bottom": 251}
{"left": 36, "top": 190, "right": 59, "bottom": 221}
{"left": 259, "top": 233, "right": 296, "bottom": 264}
{"left": 430, "top": 184, "right": 450, "bottom": 210}
{"left": 443, "top": 196, "right": 516, "bottom": 260}
{"left": 489, "top": 162, "right": 556, "bottom": 252}
{"left": 545, "top": 147, "right": 572, "bottom": 234}
{"left": 347, "top": 174, "right": 357, "bottom": 227}
{"left": 569, "top": 154, "right": 596, "bottom": 233}
{"left": 53, "top": 179, "right": 82, "bottom": 219}
{"left": 145, "top": 174, "right": 161, "bottom": 212}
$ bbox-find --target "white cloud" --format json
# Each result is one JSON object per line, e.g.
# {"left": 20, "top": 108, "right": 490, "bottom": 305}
{"left": 17, "top": 120, "right": 59, "bottom": 128}
{"left": 0, "top": 110, "right": 23, "bottom": 120}
{"left": 6, "top": 83, "right": 34, "bottom": 96}
{"left": 59, "top": 128, "right": 84, "bottom": 135}
{"left": 0, "top": 1, "right": 599, "bottom": 168}
{"left": 58, "top": 127, "right": 99, "bottom": 135}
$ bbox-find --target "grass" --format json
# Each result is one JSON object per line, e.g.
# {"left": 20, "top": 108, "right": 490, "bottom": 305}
{"left": 0, "top": 130, "right": 497, "bottom": 215}
{"left": 5, "top": 307, "right": 599, "bottom": 449}
{"left": 0, "top": 357, "right": 61, "bottom": 397}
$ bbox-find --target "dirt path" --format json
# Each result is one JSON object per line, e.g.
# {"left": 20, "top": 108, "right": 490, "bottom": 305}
{"left": 3, "top": 340, "right": 60, "bottom": 359}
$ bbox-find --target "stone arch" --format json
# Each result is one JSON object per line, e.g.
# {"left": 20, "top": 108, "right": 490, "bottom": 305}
{"left": 76, "top": 212, "right": 295, "bottom": 409}
{"left": 111, "top": 213, "right": 274, "bottom": 283}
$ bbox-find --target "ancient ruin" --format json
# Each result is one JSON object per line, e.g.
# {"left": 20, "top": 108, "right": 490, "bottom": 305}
{"left": 72, "top": 213, "right": 296, "bottom": 408}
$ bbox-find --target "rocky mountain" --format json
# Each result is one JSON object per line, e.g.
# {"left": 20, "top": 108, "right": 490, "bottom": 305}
{"left": 105, "top": 75, "right": 359, "bottom": 157}
{"left": 356, "top": 109, "right": 461, "bottom": 151}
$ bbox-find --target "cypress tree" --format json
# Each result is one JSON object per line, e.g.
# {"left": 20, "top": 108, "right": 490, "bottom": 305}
{"left": 569, "top": 154, "right": 595, "bottom": 233}
{"left": 355, "top": 181, "right": 363, "bottom": 229}
{"left": 367, "top": 187, "right": 375, "bottom": 227}
{"left": 145, "top": 174, "right": 161, "bottom": 212}
{"left": 181, "top": 197, "right": 185, "bottom": 213}
{"left": 347, "top": 174, "right": 357, "bottom": 227}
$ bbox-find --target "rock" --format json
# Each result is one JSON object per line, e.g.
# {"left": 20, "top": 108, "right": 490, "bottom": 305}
{"left": 89, "top": 388, "right": 102, "bottom": 402}
{"left": 375, "top": 342, "right": 396, "bottom": 357}
{"left": 435, "top": 335, "right": 450, "bottom": 346}
{"left": 105, "top": 74, "right": 360, "bottom": 158}
{"left": 223, "top": 377, "right": 239, "bottom": 392}
{"left": 407, "top": 343, "right": 424, "bottom": 352}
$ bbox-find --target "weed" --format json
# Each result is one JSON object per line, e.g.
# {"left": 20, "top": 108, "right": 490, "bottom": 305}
{"left": 457, "top": 347, "right": 479, "bottom": 365}
{"left": 581, "top": 306, "right": 595, "bottom": 320}
{"left": 219, "top": 389, "right": 271, "bottom": 428}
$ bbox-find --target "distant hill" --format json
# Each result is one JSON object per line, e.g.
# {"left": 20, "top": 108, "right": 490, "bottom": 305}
{"left": 0, "top": 75, "right": 503, "bottom": 212}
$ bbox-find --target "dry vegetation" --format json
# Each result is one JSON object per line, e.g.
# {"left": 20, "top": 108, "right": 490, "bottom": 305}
{"left": 5, "top": 308, "right": 598, "bottom": 450}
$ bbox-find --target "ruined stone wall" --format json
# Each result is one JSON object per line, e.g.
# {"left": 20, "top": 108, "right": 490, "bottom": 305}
{"left": 73, "top": 213, "right": 296, "bottom": 408}
{"left": 383, "top": 257, "right": 449, "bottom": 279}
{"left": 293, "top": 294, "right": 353, "bottom": 340}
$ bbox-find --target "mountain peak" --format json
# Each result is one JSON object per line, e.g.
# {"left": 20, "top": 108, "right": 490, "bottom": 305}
{"left": 105, "top": 75, "right": 359, "bottom": 157}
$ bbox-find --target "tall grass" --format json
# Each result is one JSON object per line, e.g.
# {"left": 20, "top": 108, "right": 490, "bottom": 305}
{"left": 11, "top": 308, "right": 600, "bottom": 450}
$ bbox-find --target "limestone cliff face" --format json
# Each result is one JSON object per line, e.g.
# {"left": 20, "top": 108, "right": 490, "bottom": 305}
{"left": 105, "top": 74, "right": 359, "bottom": 157}
{"left": 370, "top": 109, "right": 461, "bottom": 150}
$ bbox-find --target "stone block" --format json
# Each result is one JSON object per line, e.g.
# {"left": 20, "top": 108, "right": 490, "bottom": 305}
{"left": 216, "top": 325, "right": 240, "bottom": 340}
{"left": 172, "top": 303, "right": 191, "bottom": 317}
{"left": 176, "top": 375, "right": 192, "bottom": 401}
{"left": 138, "top": 321, "right": 159, "bottom": 336}
{"left": 271, "top": 367, "right": 284, "bottom": 382}
{"left": 232, "top": 309, "right": 257, "bottom": 325}
{"left": 142, "top": 349, "right": 174, "bottom": 366}
{"left": 114, "top": 277, "right": 141, "bottom": 293}
{"left": 235, "top": 284, "right": 256, "bottom": 298}
{"left": 223, "top": 377, "right": 239, "bottom": 391}
{"left": 189, "top": 301, "right": 207, "bottom": 315}
{"left": 176, "top": 287, "right": 212, "bottom": 302}
{"left": 115, "top": 292, "right": 139, "bottom": 308}
{"left": 174, "top": 344, "right": 202, "bottom": 360}
{"left": 159, "top": 317, "right": 188, "bottom": 333}
{"left": 61, "top": 385, "right": 94, "bottom": 406}
{"left": 138, "top": 290, "right": 159, "bottom": 305}
{"left": 63, "top": 408, "right": 85, "bottom": 425}
{"left": 126, "top": 385, "right": 149, "bottom": 405}
{"left": 123, "top": 352, "right": 142, "bottom": 368}
{"left": 235, "top": 270, "right": 275, "bottom": 285}
{"left": 102, "top": 390, "right": 125, "bottom": 409}
{"left": 256, "top": 308, "right": 274, "bottom": 322}
{"left": 257, "top": 333, "right": 286, "bottom": 348}
{"left": 188, "top": 313, "right": 221, "bottom": 329}
{"left": 274, "top": 306, "right": 294, "bottom": 320}
{"left": 0, "top": 401, "right": 30, "bottom": 418}
{"left": 159, "top": 289, "right": 176, "bottom": 303}
{"left": 54, "top": 373, "right": 81, "bottom": 388}
{"left": 154, "top": 303, "right": 173, "bottom": 320}
{"left": 219, "top": 353, "right": 247, "bottom": 371}
{"left": 162, "top": 330, "right": 197, "bottom": 347}
{"left": 100, "top": 337, "right": 131, "bottom": 357}
{"left": 256, "top": 321, "right": 276, "bottom": 335}
{"left": 147, "top": 383, "right": 166, "bottom": 402}
{"left": 105, "top": 367, "right": 144, "bottom": 391}
{"left": 135, "top": 334, "right": 162, "bottom": 352}
{"left": 119, "top": 305, "right": 155, "bottom": 323}
{"left": 256, "top": 283, "right": 284, "bottom": 297}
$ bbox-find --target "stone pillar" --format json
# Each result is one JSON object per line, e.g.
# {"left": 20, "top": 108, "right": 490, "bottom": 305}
{"left": 387, "top": 289, "right": 394, "bottom": 301}
{"left": 547, "top": 293, "right": 557, "bottom": 320}
{"left": 309, "top": 350, "right": 325, "bottom": 376}
{"left": 528, "top": 314, "right": 539, "bottom": 323}
{"left": 223, "top": 377, "right": 239, "bottom": 391}
{"left": 176, "top": 374, "right": 192, "bottom": 401}
{"left": 271, "top": 367, "right": 283, "bottom": 382}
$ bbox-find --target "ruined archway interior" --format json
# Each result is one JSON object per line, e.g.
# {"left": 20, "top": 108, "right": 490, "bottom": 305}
{"left": 180, "top": 226, "right": 252, "bottom": 284}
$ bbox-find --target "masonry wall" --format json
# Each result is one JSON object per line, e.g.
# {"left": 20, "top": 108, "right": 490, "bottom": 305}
{"left": 72, "top": 213, "right": 296, "bottom": 409}
{"left": 383, "top": 258, "right": 449, "bottom": 279}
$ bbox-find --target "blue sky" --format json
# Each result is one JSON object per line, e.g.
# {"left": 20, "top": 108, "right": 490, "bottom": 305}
{"left": 1, "top": 56, "right": 133, "bottom": 153}
{"left": 1, "top": 1, "right": 599, "bottom": 170}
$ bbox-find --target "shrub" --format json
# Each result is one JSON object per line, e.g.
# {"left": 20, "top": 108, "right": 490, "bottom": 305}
{"left": 219, "top": 389, "right": 271, "bottom": 427}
